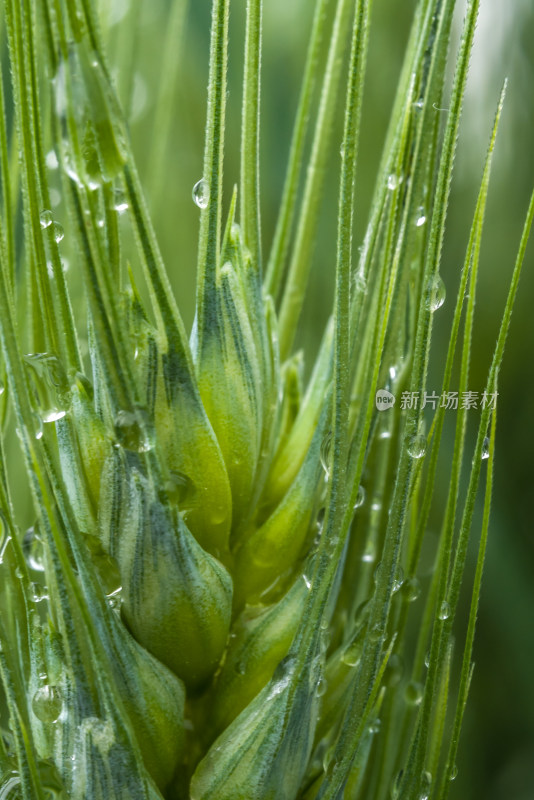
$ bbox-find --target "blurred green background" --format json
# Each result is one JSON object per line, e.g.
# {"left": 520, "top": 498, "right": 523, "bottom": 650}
{"left": 105, "top": 0, "right": 534, "bottom": 796}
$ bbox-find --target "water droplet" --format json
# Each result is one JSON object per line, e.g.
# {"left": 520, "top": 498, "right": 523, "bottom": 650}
{"left": 0, "top": 379, "right": 4, "bottom": 396}
{"left": 34, "top": 415, "right": 44, "bottom": 440}
{"left": 39, "top": 209, "right": 53, "bottom": 229}
{"left": 402, "top": 576, "right": 421, "bottom": 603}
{"left": 52, "top": 222, "right": 64, "bottom": 243}
{"left": 322, "top": 742, "right": 336, "bottom": 772}
{"left": 23, "top": 353, "right": 71, "bottom": 423}
{"left": 209, "top": 503, "right": 228, "bottom": 527}
{"left": 373, "top": 561, "right": 383, "bottom": 585}
{"left": 354, "top": 599, "right": 370, "bottom": 626}
{"left": 424, "top": 651, "right": 430, "bottom": 668}
{"left": 361, "top": 544, "right": 375, "bottom": 563}
{"left": 163, "top": 471, "right": 195, "bottom": 507}
{"left": 267, "top": 656, "right": 296, "bottom": 699}
{"left": 426, "top": 274, "right": 446, "bottom": 312}
{"left": 407, "top": 434, "right": 426, "bottom": 459}
{"left": 438, "top": 600, "right": 450, "bottom": 621}
{"left": 315, "top": 677, "right": 327, "bottom": 698}
{"left": 31, "top": 582, "right": 48, "bottom": 603}
{"left": 404, "top": 680, "right": 423, "bottom": 706}
{"left": 342, "top": 636, "right": 362, "bottom": 667}
{"left": 419, "top": 770, "right": 432, "bottom": 800}
{"left": 302, "top": 574, "right": 312, "bottom": 590}
{"left": 392, "top": 566, "right": 404, "bottom": 593}
{"left": 32, "top": 685, "right": 63, "bottom": 723}
{"left": 23, "top": 526, "right": 45, "bottom": 572}
{"left": 85, "top": 535, "right": 121, "bottom": 596}
{"left": 481, "top": 436, "right": 490, "bottom": 459}
{"left": 46, "top": 150, "right": 59, "bottom": 170}
{"left": 113, "top": 189, "right": 129, "bottom": 213}
{"left": 449, "top": 763, "right": 458, "bottom": 781}
{"left": 192, "top": 178, "right": 210, "bottom": 209}
{"left": 375, "top": 560, "right": 404, "bottom": 595}
{"left": 367, "top": 717, "right": 381, "bottom": 734}
{"left": 413, "top": 99, "right": 424, "bottom": 111}
{"left": 415, "top": 207, "right": 427, "bottom": 227}
{"left": 107, "top": 586, "right": 122, "bottom": 612}
{"left": 79, "top": 717, "right": 115, "bottom": 755}
{"left": 353, "top": 485, "right": 365, "bottom": 510}
{"left": 385, "top": 653, "right": 403, "bottom": 687}
{"left": 320, "top": 431, "right": 332, "bottom": 480}
{"left": 114, "top": 408, "right": 153, "bottom": 453}
{"left": 387, "top": 173, "right": 400, "bottom": 191}
{"left": 42, "top": 409, "right": 67, "bottom": 423}
{"left": 369, "top": 623, "right": 385, "bottom": 643}
{"left": 50, "top": 188, "right": 61, "bottom": 208}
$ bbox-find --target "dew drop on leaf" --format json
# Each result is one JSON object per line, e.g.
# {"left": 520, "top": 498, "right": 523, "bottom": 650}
{"left": 426, "top": 274, "right": 446, "bottom": 311}
{"left": 52, "top": 222, "right": 64, "bottom": 243}
{"left": 341, "top": 637, "right": 362, "bottom": 668}
{"left": 31, "top": 582, "right": 48, "bottom": 603}
{"left": 402, "top": 576, "right": 421, "bottom": 603}
{"left": 481, "top": 436, "right": 490, "bottom": 459}
{"left": 85, "top": 535, "right": 122, "bottom": 596}
{"left": 163, "top": 471, "right": 195, "bottom": 507}
{"left": 367, "top": 717, "right": 381, "bottom": 734}
{"left": 353, "top": 485, "right": 365, "bottom": 510}
{"left": 373, "top": 561, "right": 383, "bottom": 585}
{"left": 392, "top": 566, "right": 404, "bottom": 593}
{"left": 438, "top": 600, "right": 451, "bottom": 620}
{"left": 114, "top": 408, "right": 153, "bottom": 453}
{"left": 39, "top": 209, "right": 53, "bottom": 229}
{"left": 42, "top": 409, "right": 67, "bottom": 423}
{"left": 369, "top": 622, "right": 385, "bottom": 643}
{"left": 113, "top": 189, "right": 129, "bottom": 213}
{"left": 23, "top": 525, "right": 45, "bottom": 572}
{"left": 404, "top": 680, "right": 423, "bottom": 706}
{"left": 407, "top": 434, "right": 426, "bottom": 459}
{"left": 192, "top": 178, "right": 210, "bottom": 209}
{"left": 320, "top": 430, "right": 332, "bottom": 480}
{"left": 361, "top": 543, "right": 375, "bottom": 563}
{"left": 46, "top": 150, "right": 59, "bottom": 170}
{"left": 385, "top": 653, "right": 403, "bottom": 687}
{"left": 267, "top": 656, "right": 296, "bottom": 699}
{"left": 419, "top": 770, "right": 432, "bottom": 800}
{"left": 32, "top": 685, "right": 63, "bottom": 723}
{"left": 415, "top": 206, "right": 427, "bottom": 227}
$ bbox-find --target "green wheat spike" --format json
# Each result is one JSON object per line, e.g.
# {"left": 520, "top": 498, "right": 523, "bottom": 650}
{"left": 0, "top": 0, "right": 532, "bottom": 798}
